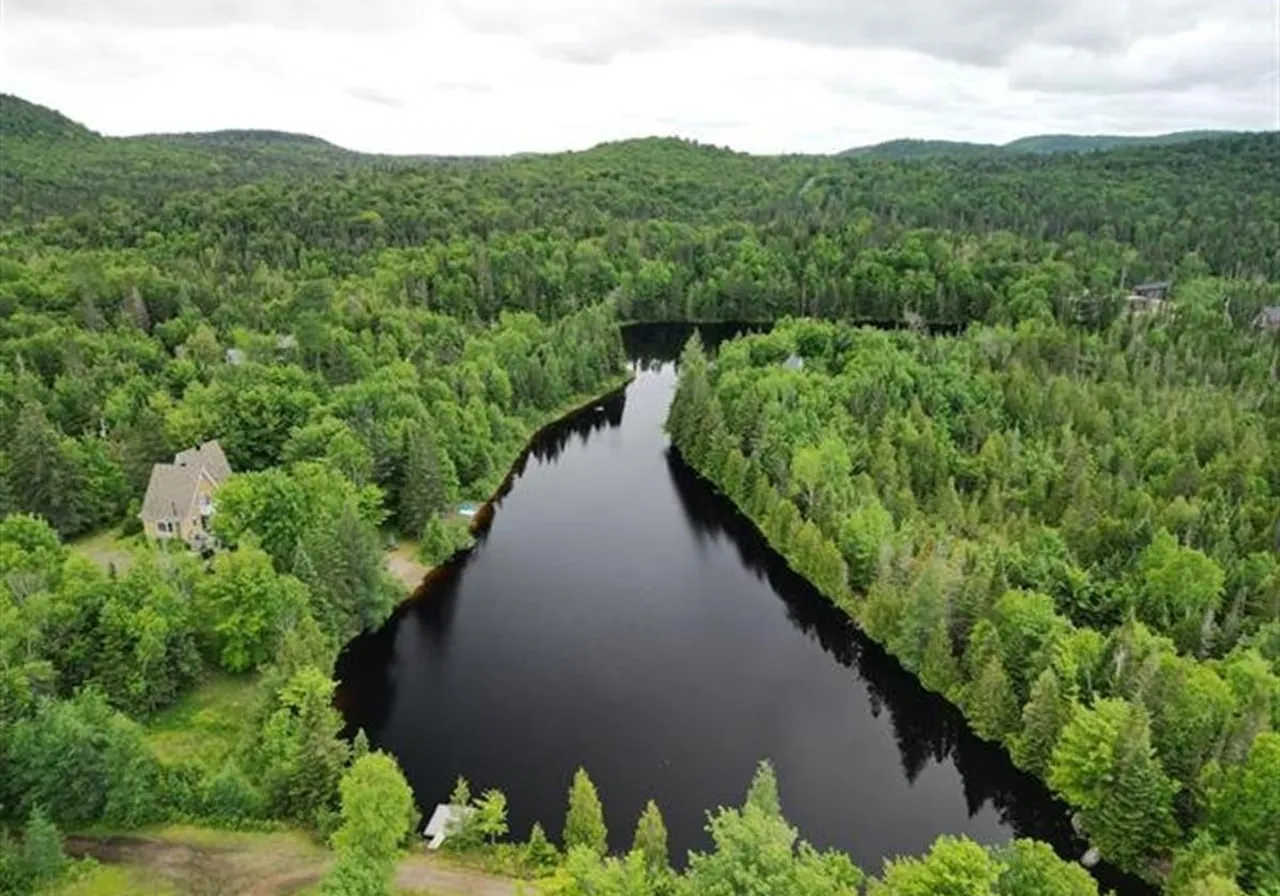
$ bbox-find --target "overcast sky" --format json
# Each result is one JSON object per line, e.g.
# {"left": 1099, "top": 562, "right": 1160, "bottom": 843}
{"left": 2, "top": 0, "right": 1277, "bottom": 154}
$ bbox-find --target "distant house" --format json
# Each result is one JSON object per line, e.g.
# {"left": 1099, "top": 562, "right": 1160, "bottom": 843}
{"left": 1125, "top": 294, "right": 1170, "bottom": 318}
{"left": 1252, "top": 306, "right": 1280, "bottom": 332}
{"left": 139, "top": 440, "right": 232, "bottom": 547}
{"left": 224, "top": 347, "right": 246, "bottom": 366}
{"left": 1130, "top": 281, "right": 1172, "bottom": 300}
{"left": 783, "top": 354, "right": 805, "bottom": 371}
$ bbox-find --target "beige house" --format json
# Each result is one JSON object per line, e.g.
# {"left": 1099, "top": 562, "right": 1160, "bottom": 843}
{"left": 140, "top": 440, "right": 232, "bottom": 547}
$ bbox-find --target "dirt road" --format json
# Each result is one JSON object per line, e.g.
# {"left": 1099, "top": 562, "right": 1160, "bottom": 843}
{"left": 67, "top": 832, "right": 523, "bottom": 896}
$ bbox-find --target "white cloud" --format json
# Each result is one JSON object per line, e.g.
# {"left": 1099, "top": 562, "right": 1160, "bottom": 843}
{"left": 0, "top": 0, "right": 1276, "bottom": 154}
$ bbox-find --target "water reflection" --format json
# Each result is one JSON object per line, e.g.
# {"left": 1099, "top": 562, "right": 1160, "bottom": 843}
{"left": 336, "top": 323, "right": 1151, "bottom": 896}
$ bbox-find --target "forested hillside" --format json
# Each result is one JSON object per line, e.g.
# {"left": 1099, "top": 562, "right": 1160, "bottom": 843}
{"left": 842, "top": 130, "right": 1236, "bottom": 159}
{"left": 1, "top": 96, "right": 1277, "bottom": 895}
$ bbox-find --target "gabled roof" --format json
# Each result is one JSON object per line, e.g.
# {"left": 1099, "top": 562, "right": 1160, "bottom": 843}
{"left": 175, "top": 440, "right": 231, "bottom": 484}
{"left": 140, "top": 440, "right": 231, "bottom": 523}
{"left": 140, "top": 463, "right": 202, "bottom": 523}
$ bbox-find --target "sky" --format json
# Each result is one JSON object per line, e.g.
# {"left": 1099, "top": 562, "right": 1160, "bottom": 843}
{"left": 1, "top": 0, "right": 1278, "bottom": 155}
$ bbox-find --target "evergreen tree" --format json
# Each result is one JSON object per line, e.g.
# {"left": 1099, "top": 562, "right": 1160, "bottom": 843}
{"left": 966, "top": 655, "right": 1019, "bottom": 744}
{"left": 745, "top": 760, "right": 782, "bottom": 817}
{"left": 526, "top": 822, "right": 559, "bottom": 871}
{"left": 399, "top": 416, "right": 456, "bottom": 536}
{"left": 20, "top": 806, "right": 65, "bottom": 889}
{"left": 1088, "top": 704, "right": 1179, "bottom": 869}
{"left": 563, "top": 767, "right": 607, "bottom": 856}
{"left": 9, "top": 402, "right": 81, "bottom": 536}
{"left": 1012, "top": 668, "right": 1073, "bottom": 776}
{"left": 631, "top": 799, "right": 669, "bottom": 874}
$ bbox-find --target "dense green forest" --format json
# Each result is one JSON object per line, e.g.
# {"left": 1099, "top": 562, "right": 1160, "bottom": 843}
{"left": 668, "top": 315, "right": 1280, "bottom": 894}
{"left": 2, "top": 93, "right": 1278, "bottom": 895}
{"left": 841, "top": 131, "right": 1237, "bottom": 160}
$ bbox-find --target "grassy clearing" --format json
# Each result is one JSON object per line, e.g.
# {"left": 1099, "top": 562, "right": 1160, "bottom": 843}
{"left": 144, "top": 673, "right": 260, "bottom": 765}
{"left": 42, "top": 862, "right": 176, "bottom": 896}
{"left": 67, "top": 528, "right": 137, "bottom": 575}
{"left": 139, "top": 824, "right": 323, "bottom": 856}
{"left": 386, "top": 538, "right": 432, "bottom": 592}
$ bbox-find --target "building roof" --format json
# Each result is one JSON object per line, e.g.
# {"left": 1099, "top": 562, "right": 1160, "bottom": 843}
{"left": 140, "top": 440, "right": 231, "bottom": 523}
{"left": 140, "top": 463, "right": 202, "bottom": 523}
{"left": 783, "top": 354, "right": 805, "bottom": 370}
{"left": 174, "top": 440, "right": 232, "bottom": 484}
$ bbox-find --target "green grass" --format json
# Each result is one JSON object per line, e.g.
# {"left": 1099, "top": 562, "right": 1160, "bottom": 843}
{"left": 145, "top": 673, "right": 260, "bottom": 764}
{"left": 41, "top": 861, "right": 176, "bottom": 896}
{"left": 67, "top": 528, "right": 137, "bottom": 574}
{"left": 138, "top": 823, "right": 322, "bottom": 854}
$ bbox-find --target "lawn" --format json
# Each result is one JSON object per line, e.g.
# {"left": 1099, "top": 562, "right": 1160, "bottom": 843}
{"left": 42, "top": 862, "right": 176, "bottom": 896}
{"left": 67, "top": 528, "right": 137, "bottom": 575}
{"left": 145, "top": 673, "right": 261, "bottom": 765}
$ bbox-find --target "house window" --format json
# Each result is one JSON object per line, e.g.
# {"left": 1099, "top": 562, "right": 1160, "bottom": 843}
{"left": 157, "top": 520, "right": 176, "bottom": 535}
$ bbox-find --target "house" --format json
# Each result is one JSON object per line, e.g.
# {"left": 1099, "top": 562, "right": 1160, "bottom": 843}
{"left": 1252, "top": 306, "right": 1280, "bottom": 332}
{"left": 139, "top": 440, "right": 232, "bottom": 547}
{"left": 782, "top": 354, "right": 805, "bottom": 371}
{"left": 1125, "top": 294, "right": 1170, "bottom": 318}
{"left": 224, "top": 348, "right": 246, "bottom": 366}
{"left": 1130, "top": 281, "right": 1172, "bottom": 300}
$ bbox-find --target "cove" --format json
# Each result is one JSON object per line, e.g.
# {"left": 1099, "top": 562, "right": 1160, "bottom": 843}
{"left": 336, "top": 323, "right": 1150, "bottom": 895}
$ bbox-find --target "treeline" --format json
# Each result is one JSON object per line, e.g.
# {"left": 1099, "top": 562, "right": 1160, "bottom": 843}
{"left": 667, "top": 313, "right": 1280, "bottom": 894}
{"left": 0, "top": 277, "right": 625, "bottom": 541}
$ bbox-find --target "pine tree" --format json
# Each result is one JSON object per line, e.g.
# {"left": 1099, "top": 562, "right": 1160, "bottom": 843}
{"left": 631, "top": 799, "right": 669, "bottom": 874}
{"left": 20, "top": 806, "right": 65, "bottom": 888}
{"left": 9, "top": 403, "right": 81, "bottom": 536}
{"left": 966, "top": 655, "right": 1019, "bottom": 744}
{"left": 399, "top": 417, "right": 457, "bottom": 536}
{"left": 744, "top": 760, "right": 781, "bottom": 817}
{"left": 563, "top": 767, "right": 607, "bottom": 856}
{"left": 351, "top": 729, "right": 371, "bottom": 763}
{"left": 1088, "top": 705, "right": 1178, "bottom": 869}
{"left": 526, "top": 822, "right": 559, "bottom": 871}
{"left": 1013, "top": 668, "right": 1073, "bottom": 776}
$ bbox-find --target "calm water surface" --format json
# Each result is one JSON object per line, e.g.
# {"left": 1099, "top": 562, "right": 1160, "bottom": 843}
{"left": 337, "top": 324, "right": 1147, "bottom": 893}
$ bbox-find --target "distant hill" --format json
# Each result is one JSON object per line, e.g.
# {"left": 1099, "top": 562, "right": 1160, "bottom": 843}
{"left": 0, "top": 94, "right": 99, "bottom": 142}
{"left": 145, "top": 129, "right": 349, "bottom": 152}
{"left": 841, "top": 130, "right": 1237, "bottom": 159}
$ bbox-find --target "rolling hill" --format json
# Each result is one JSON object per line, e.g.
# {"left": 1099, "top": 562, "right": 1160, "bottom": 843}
{"left": 841, "top": 130, "right": 1238, "bottom": 159}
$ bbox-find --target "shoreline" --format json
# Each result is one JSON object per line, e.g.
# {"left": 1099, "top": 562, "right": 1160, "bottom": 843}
{"left": 396, "top": 371, "right": 635, "bottom": 605}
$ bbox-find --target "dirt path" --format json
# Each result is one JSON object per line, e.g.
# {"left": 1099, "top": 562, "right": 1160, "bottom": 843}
{"left": 67, "top": 833, "right": 523, "bottom": 896}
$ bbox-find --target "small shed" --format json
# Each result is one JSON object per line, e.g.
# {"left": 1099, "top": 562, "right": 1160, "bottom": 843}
{"left": 1130, "top": 281, "right": 1171, "bottom": 300}
{"left": 423, "top": 804, "right": 474, "bottom": 850}
{"left": 782, "top": 354, "right": 805, "bottom": 371}
{"left": 1125, "top": 295, "right": 1169, "bottom": 318}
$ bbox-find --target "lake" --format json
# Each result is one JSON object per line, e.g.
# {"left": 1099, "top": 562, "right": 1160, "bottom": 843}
{"left": 336, "top": 323, "right": 1147, "bottom": 893}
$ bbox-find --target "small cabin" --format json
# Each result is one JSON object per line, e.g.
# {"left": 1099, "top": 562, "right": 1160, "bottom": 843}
{"left": 1125, "top": 295, "right": 1170, "bottom": 318}
{"left": 782, "top": 354, "right": 805, "bottom": 371}
{"left": 1130, "top": 281, "right": 1171, "bottom": 300}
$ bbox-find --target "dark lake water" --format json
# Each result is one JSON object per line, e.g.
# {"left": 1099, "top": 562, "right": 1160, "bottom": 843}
{"left": 336, "top": 324, "right": 1148, "bottom": 893}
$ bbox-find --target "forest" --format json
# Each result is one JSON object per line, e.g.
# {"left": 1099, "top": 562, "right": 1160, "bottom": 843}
{"left": 2, "top": 92, "right": 1279, "bottom": 895}
{"left": 668, "top": 314, "right": 1280, "bottom": 895}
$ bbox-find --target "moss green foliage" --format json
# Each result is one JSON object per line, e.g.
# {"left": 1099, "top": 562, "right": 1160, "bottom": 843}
{"left": 667, "top": 315, "right": 1280, "bottom": 887}
{"left": 322, "top": 752, "right": 417, "bottom": 896}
